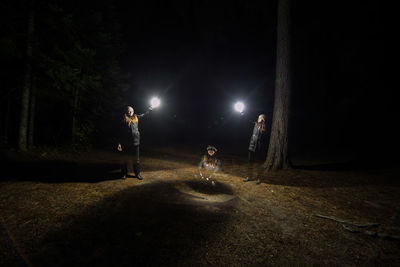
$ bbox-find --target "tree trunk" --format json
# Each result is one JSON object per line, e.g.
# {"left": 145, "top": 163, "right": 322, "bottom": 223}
{"left": 3, "top": 100, "right": 11, "bottom": 146}
{"left": 28, "top": 79, "right": 36, "bottom": 148}
{"left": 18, "top": 0, "right": 35, "bottom": 151}
{"left": 264, "top": 0, "right": 292, "bottom": 171}
{"left": 71, "top": 87, "right": 80, "bottom": 145}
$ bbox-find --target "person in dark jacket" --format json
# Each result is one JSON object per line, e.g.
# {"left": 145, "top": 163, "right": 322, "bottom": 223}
{"left": 117, "top": 105, "right": 151, "bottom": 180}
{"left": 244, "top": 114, "right": 268, "bottom": 184}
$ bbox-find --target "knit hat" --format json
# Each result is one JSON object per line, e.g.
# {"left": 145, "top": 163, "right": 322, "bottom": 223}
{"left": 206, "top": 145, "right": 217, "bottom": 152}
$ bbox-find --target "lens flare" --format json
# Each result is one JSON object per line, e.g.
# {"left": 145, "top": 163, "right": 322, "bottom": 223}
{"left": 150, "top": 97, "right": 161, "bottom": 109}
{"left": 234, "top": 101, "right": 245, "bottom": 113}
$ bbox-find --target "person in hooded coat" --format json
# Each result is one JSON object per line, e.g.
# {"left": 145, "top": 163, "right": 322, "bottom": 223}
{"left": 244, "top": 114, "right": 268, "bottom": 184}
{"left": 117, "top": 105, "right": 151, "bottom": 180}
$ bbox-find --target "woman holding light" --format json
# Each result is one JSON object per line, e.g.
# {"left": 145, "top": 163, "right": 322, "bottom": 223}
{"left": 117, "top": 97, "right": 160, "bottom": 180}
{"left": 243, "top": 114, "right": 268, "bottom": 184}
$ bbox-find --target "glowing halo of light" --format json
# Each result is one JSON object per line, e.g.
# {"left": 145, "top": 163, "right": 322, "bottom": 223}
{"left": 150, "top": 97, "right": 161, "bottom": 109}
{"left": 234, "top": 101, "right": 245, "bottom": 113}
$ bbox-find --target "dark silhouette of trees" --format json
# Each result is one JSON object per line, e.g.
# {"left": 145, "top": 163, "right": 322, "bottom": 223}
{"left": 1, "top": 0, "right": 126, "bottom": 149}
{"left": 264, "top": 0, "right": 292, "bottom": 171}
{"left": 18, "top": 0, "right": 35, "bottom": 151}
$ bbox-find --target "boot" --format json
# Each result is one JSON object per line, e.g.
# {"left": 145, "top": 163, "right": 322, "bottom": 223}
{"left": 121, "top": 164, "right": 127, "bottom": 179}
{"left": 256, "top": 178, "right": 261, "bottom": 185}
{"left": 134, "top": 163, "right": 143, "bottom": 180}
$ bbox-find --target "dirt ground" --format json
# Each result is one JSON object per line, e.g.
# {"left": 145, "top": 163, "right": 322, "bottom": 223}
{"left": 0, "top": 146, "right": 399, "bottom": 266}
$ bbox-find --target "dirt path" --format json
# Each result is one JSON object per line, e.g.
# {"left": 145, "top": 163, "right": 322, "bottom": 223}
{"left": 0, "top": 148, "right": 399, "bottom": 266}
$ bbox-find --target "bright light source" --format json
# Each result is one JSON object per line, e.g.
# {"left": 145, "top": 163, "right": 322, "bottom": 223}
{"left": 150, "top": 97, "right": 161, "bottom": 109}
{"left": 234, "top": 101, "right": 245, "bottom": 113}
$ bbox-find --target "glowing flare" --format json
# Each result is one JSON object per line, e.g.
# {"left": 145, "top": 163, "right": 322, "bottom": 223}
{"left": 150, "top": 97, "right": 161, "bottom": 108}
{"left": 234, "top": 101, "right": 245, "bottom": 113}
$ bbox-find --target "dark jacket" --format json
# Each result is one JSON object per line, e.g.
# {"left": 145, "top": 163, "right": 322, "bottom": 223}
{"left": 248, "top": 123, "right": 267, "bottom": 152}
{"left": 120, "top": 111, "right": 150, "bottom": 148}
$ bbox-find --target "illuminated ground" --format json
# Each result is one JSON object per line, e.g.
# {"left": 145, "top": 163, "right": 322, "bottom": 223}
{"left": 0, "top": 147, "right": 399, "bottom": 266}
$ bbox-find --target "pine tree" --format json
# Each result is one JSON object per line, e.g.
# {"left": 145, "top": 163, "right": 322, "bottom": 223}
{"left": 264, "top": 0, "right": 292, "bottom": 171}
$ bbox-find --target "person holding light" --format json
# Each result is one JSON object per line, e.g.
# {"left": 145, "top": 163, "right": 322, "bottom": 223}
{"left": 244, "top": 114, "right": 268, "bottom": 184}
{"left": 117, "top": 104, "right": 153, "bottom": 180}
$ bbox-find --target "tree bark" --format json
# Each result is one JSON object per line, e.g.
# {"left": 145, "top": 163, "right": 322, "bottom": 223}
{"left": 264, "top": 0, "right": 292, "bottom": 171}
{"left": 18, "top": 0, "right": 35, "bottom": 151}
{"left": 3, "top": 100, "right": 11, "bottom": 146}
{"left": 28, "top": 79, "right": 36, "bottom": 148}
{"left": 71, "top": 87, "right": 80, "bottom": 144}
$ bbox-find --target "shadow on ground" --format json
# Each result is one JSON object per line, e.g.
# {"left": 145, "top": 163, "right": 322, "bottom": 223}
{"left": 293, "top": 158, "right": 399, "bottom": 172}
{"left": 259, "top": 172, "right": 400, "bottom": 188}
{"left": 184, "top": 180, "right": 234, "bottom": 195}
{"left": 28, "top": 181, "right": 235, "bottom": 266}
{"left": 0, "top": 159, "right": 123, "bottom": 183}
{"left": 0, "top": 158, "right": 178, "bottom": 183}
{"left": 216, "top": 156, "right": 400, "bottom": 188}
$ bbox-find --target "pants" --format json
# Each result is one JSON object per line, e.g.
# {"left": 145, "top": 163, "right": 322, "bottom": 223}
{"left": 248, "top": 149, "right": 265, "bottom": 180}
{"left": 121, "top": 145, "right": 140, "bottom": 176}
{"left": 248, "top": 149, "right": 266, "bottom": 163}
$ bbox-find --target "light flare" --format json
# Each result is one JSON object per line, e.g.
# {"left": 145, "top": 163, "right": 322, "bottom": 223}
{"left": 150, "top": 97, "right": 161, "bottom": 109}
{"left": 234, "top": 101, "right": 245, "bottom": 113}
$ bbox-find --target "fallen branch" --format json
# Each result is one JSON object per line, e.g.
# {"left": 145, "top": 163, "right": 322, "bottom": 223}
{"left": 312, "top": 214, "right": 380, "bottom": 228}
{"left": 314, "top": 214, "right": 400, "bottom": 240}
{"left": 364, "top": 231, "right": 400, "bottom": 240}
{"left": 342, "top": 224, "right": 361, "bottom": 233}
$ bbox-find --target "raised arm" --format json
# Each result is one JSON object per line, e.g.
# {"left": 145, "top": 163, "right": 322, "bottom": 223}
{"left": 137, "top": 108, "right": 152, "bottom": 119}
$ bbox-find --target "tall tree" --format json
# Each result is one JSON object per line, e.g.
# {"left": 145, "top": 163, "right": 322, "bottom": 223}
{"left": 28, "top": 78, "right": 36, "bottom": 148}
{"left": 18, "top": 0, "right": 35, "bottom": 150}
{"left": 264, "top": 0, "right": 292, "bottom": 171}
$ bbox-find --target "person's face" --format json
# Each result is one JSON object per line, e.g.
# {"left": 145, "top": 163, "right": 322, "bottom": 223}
{"left": 258, "top": 115, "right": 265, "bottom": 123}
{"left": 208, "top": 150, "right": 215, "bottom": 156}
{"left": 127, "top": 108, "right": 134, "bottom": 117}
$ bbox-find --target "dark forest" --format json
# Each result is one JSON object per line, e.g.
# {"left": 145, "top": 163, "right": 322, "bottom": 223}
{"left": 1, "top": 0, "right": 398, "bottom": 266}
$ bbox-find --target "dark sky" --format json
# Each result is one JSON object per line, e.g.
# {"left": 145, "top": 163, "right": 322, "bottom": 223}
{"left": 112, "top": 0, "right": 392, "bottom": 158}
